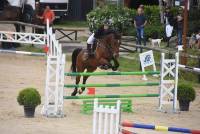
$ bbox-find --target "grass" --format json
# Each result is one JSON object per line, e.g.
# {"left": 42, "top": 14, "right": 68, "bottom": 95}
{"left": 118, "top": 47, "right": 200, "bottom": 86}
{"left": 55, "top": 21, "right": 88, "bottom": 28}
{"left": 16, "top": 45, "right": 44, "bottom": 53}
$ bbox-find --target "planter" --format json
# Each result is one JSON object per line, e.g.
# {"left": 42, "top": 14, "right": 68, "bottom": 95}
{"left": 179, "top": 100, "right": 190, "bottom": 111}
{"left": 24, "top": 106, "right": 35, "bottom": 117}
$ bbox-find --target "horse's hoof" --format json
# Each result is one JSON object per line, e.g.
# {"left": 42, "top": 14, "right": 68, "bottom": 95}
{"left": 112, "top": 67, "right": 118, "bottom": 71}
{"left": 78, "top": 89, "right": 83, "bottom": 94}
{"left": 71, "top": 92, "right": 77, "bottom": 96}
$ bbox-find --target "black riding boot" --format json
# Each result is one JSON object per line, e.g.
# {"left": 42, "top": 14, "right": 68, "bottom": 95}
{"left": 87, "top": 43, "right": 92, "bottom": 56}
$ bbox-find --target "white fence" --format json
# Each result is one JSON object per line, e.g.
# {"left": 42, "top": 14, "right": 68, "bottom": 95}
{"left": 93, "top": 99, "right": 121, "bottom": 134}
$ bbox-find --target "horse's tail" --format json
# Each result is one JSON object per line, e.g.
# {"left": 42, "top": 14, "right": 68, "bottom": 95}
{"left": 71, "top": 48, "right": 82, "bottom": 72}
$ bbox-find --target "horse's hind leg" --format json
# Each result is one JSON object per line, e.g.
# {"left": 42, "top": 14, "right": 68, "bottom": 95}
{"left": 79, "top": 67, "right": 97, "bottom": 94}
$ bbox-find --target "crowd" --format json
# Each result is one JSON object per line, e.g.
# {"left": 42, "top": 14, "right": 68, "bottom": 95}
{"left": 134, "top": 5, "right": 200, "bottom": 50}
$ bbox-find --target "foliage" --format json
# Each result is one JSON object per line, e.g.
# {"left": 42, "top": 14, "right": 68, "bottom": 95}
{"left": 87, "top": 5, "right": 164, "bottom": 38}
{"left": 16, "top": 45, "right": 44, "bottom": 53}
{"left": 177, "top": 84, "right": 196, "bottom": 101}
{"left": 17, "top": 88, "right": 41, "bottom": 107}
{"left": 145, "top": 24, "right": 164, "bottom": 39}
{"left": 188, "top": 8, "right": 200, "bottom": 35}
{"left": 143, "top": 6, "right": 160, "bottom": 25}
{"left": 87, "top": 5, "right": 135, "bottom": 33}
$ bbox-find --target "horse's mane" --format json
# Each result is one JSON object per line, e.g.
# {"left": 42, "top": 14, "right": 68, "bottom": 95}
{"left": 102, "top": 30, "right": 121, "bottom": 40}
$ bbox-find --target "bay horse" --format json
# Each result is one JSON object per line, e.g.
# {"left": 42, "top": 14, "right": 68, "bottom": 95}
{"left": 0, "top": 3, "right": 21, "bottom": 31}
{"left": 0, "top": 0, "right": 35, "bottom": 48}
{"left": 0, "top": 0, "right": 34, "bottom": 32}
{"left": 71, "top": 31, "right": 121, "bottom": 96}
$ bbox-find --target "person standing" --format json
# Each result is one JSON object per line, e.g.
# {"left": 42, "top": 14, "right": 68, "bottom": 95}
{"left": 134, "top": 7, "right": 147, "bottom": 52}
{"left": 175, "top": 10, "right": 183, "bottom": 50}
{"left": 37, "top": 5, "right": 55, "bottom": 32}
{"left": 33, "top": 2, "right": 44, "bottom": 33}
{"left": 164, "top": 7, "right": 174, "bottom": 47}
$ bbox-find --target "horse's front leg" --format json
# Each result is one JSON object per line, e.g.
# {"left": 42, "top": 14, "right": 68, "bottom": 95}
{"left": 111, "top": 57, "right": 119, "bottom": 71}
{"left": 71, "top": 76, "right": 81, "bottom": 96}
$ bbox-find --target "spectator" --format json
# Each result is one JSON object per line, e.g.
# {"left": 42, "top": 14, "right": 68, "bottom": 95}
{"left": 37, "top": 5, "right": 55, "bottom": 28}
{"left": 33, "top": 2, "right": 44, "bottom": 33}
{"left": 134, "top": 7, "right": 147, "bottom": 51}
{"left": 164, "top": 6, "right": 174, "bottom": 47}
{"left": 175, "top": 9, "right": 183, "bottom": 50}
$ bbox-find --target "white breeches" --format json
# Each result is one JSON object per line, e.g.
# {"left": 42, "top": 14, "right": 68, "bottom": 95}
{"left": 87, "top": 33, "right": 95, "bottom": 44}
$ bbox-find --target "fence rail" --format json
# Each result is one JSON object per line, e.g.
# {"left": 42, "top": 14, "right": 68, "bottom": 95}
{"left": 65, "top": 71, "right": 160, "bottom": 76}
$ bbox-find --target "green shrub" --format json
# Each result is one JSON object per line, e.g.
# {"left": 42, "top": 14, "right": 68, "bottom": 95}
{"left": 145, "top": 24, "right": 164, "bottom": 39}
{"left": 87, "top": 5, "right": 135, "bottom": 33}
{"left": 17, "top": 88, "right": 41, "bottom": 107}
{"left": 177, "top": 84, "right": 196, "bottom": 102}
{"left": 144, "top": 6, "right": 160, "bottom": 25}
{"left": 87, "top": 5, "right": 164, "bottom": 38}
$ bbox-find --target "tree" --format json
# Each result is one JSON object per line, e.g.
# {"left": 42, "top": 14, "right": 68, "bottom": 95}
{"left": 159, "top": 0, "right": 164, "bottom": 23}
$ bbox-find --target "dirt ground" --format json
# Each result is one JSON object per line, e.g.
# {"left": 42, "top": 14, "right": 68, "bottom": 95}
{"left": 0, "top": 53, "right": 199, "bottom": 134}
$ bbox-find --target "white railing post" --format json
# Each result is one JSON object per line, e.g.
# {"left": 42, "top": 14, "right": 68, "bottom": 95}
{"left": 173, "top": 53, "right": 179, "bottom": 112}
{"left": 159, "top": 53, "right": 179, "bottom": 113}
{"left": 93, "top": 99, "right": 121, "bottom": 134}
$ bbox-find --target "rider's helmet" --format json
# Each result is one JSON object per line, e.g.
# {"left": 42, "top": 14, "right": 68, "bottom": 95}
{"left": 103, "top": 19, "right": 113, "bottom": 29}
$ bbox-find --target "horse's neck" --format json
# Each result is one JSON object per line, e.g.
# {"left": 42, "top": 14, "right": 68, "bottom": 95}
{"left": 95, "top": 40, "right": 111, "bottom": 60}
{"left": 0, "top": 6, "right": 21, "bottom": 21}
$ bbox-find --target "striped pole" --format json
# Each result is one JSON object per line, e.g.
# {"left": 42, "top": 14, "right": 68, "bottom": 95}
{"left": 63, "top": 94, "right": 159, "bottom": 99}
{"left": 179, "top": 64, "right": 200, "bottom": 74}
{"left": 65, "top": 71, "right": 160, "bottom": 76}
{"left": 122, "top": 121, "right": 200, "bottom": 134}
{"left": 121, "top": 129, "right": 135, "bottom": 134}
{"left": 64, "top": 82, "right": 159, "bottom": 88}
{"left": 0, "top": 49, "right": 46, "bottom": 56}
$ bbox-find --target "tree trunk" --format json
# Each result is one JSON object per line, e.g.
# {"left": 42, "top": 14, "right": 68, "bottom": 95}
{"left": 198, "top": 0, "right": 200, "bottom": 9}
{"left": 159, "top": 0, "right": 164, "bottom": 23}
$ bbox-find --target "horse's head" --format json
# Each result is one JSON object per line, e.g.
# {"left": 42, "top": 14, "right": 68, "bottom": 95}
{"left": 104, "top": 31, "right": 121, "bottom": 59}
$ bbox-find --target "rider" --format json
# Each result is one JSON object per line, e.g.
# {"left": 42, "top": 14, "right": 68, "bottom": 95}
{"left": 87, "top": 20, "right": 110, "bottom": 56}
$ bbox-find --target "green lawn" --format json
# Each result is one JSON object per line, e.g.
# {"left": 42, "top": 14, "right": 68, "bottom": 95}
{"left": 16, "top": 45, "right": 44, "bottom": 53}
{"left": 118, "top": 48, "right": 200, "bottom": 86}
{"left": 15, "top": 40, "right": 200, "bottom": 86}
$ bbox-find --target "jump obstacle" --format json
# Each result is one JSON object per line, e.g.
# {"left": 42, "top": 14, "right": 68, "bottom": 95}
{"left": 59, "top": 52, "right": 178, "bottom": 117}
{"left": 121, "top": 122, "right": 200, "bottom": 134}
{"left": 93, "top": 99, "right": 200, "bottom": 134}
{"left": 0, "top": 49, "right": 46, "bottom": 56}
{"left": 82, "top": 99, "right": 132, "bottom": 114}
{"left": 0, "top": 20, "right": 179, "bottom": 117}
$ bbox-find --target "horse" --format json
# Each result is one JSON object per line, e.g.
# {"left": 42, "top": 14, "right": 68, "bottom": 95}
{"left": 0, "top": 4, "right": 21, "bottom": 31}
{"left": 0, "top": 0, "right": 35, "bottom": 48}
{"left": 70, "top": 31, "right": 121, "bottom": 96}
{"left": 0, "top": 0, "right": 34, "bottom": 32}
